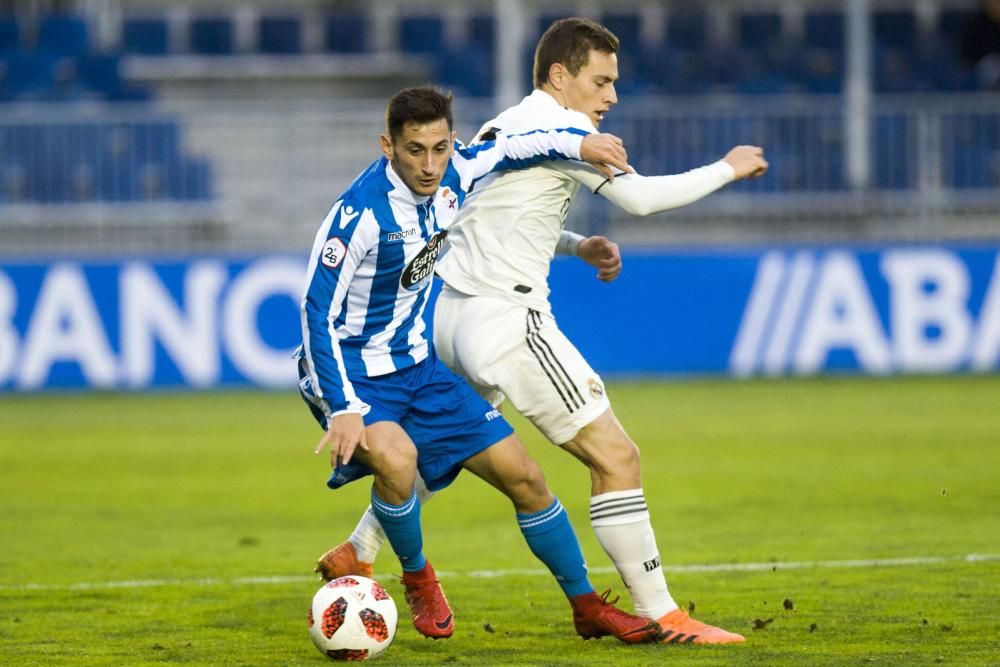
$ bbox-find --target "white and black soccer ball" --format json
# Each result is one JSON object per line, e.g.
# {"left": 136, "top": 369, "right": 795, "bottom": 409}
{"left": 308, "top": 576, "right": 398, "bottom": 661}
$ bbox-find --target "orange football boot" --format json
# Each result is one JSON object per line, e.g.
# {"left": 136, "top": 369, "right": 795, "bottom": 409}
{"left": 656, "top": 608, "right": 745, "bottom": 644}
{"left": 314, "top": 542, "right": 373, "bottom": 581}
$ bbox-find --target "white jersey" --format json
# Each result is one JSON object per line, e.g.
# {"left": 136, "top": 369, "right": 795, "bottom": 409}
{"left": 436, "top": 89, "right": 735, "bottom": 315}
{"left": 436, "top": 90, "right": 602, "bottom": 314}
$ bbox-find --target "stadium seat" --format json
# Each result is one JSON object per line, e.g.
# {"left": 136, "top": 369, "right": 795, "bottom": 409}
{"left": 796, "top": 47, "right": 844, "bottom": 94}
{"left": 804, "top": 11, "right": 845, "bottom": 51}
{"left": 190, "top": 17, "right": 234, "bottom": 55}
{"left": 325, "top": 13, "right": 367, "bottom": 53}
{"left": 875, "top": 45, "right": 921, "bottom": 92}
{"left": 35, "top": 15, "right": 89, "bottom": 58}
{"left": 666, "top": 10, "right": 709, "bottom": 50}
{"left": 601, "top": 13, "right": 642, "bottom": 60}
{"left": 469, "top": 14, "right": 495, "bottom": 50}
{"left": 78, "top": 54, "right": 151, "bottom": 101}
{"left": 937, "top": 9, "right": 976, "bottom": 43}
{"left": 738, "top": 12, "right": 782, "bottom": 50}
{"left": 437, "top": 44, "right": 493, "bottom": 98}
{"left": 873, "top": 9, "right": 918, "bottom": 51}
{"left": 123, "top": 18, "right": 169, "bottom": 55}
{"left": 399, "top": 16, "right": 443, "bottom": 54}
{"left": 0, "top": 16, "right": 19, "bottom": 56}
{"left": 259, "top": 16, "right": 301, "bottom": 54}
{"left": 1, "top": 53, "right": 56, "bottom": 101}
{"left": 639, "top": 45, "right": 713, "bottom": 95}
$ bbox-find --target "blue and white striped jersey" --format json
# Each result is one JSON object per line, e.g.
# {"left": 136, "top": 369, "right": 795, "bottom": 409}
{"left": 298, "top": 129, "right": 588, "bottom": 417}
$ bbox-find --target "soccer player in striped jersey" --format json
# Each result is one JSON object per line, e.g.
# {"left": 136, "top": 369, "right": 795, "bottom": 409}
{"left": 297, "top": 86, "right": 662, "bottom": 643}
{"left": 316, "top": 20, "right": 768, "bottom": 645}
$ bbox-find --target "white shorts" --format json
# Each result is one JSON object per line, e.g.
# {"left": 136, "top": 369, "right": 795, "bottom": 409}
{"left": 433, "top": 287, "right": 610, "bottom": 445}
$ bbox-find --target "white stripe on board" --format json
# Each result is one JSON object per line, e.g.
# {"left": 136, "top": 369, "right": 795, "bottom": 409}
{"left": 1, "top": 553, "right": 996, "bottom": 593}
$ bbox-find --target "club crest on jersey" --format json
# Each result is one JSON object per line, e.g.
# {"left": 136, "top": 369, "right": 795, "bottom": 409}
{"left": 321, "top": 237, "right": 347, "bottom": 269}
{"left": 400, "top": 230, "right": 447, "bottom": 291}
{"left": 439, "top": 186, "right": 457, "bottom": 210}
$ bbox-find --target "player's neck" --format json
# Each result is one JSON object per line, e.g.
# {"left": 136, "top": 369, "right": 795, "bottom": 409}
{"left": 538, "top": 85, "right": 568, "bottom": 110}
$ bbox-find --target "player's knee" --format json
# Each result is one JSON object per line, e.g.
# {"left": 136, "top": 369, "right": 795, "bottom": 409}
{"left": 368, "top": 441, "right": 417, "bottom": 490}
{"left": 586, "top": 435, "right": 641, "bottom": 486}
{"left": 504, "top": 460, "right": 552, "bottom": 513}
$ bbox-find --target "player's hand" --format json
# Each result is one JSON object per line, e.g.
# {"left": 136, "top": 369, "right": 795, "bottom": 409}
{"left": 314, "top": 412, "right": 368, "bottom": 467}
{"left": 577, "top": 235, "right": 622, "bottom": 283}
{"left": 723, "top": 145, "right": 768, "bottom": 180}
{"left": 581, "top": 133, "right": 634, "bottom": 181}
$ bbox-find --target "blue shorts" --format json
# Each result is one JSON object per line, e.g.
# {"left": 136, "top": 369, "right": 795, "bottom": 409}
{"left": 298, "top": 354, "right": 513, "bottom": 492}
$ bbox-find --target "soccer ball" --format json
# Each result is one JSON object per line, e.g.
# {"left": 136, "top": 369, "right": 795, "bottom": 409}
{"left": 308, "top": 576, "right": 398, "bottom": 661}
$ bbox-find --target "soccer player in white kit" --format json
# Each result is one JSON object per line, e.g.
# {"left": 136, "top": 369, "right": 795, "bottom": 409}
{"left": 318, "top": 18, "right": 769, "bottom": 645}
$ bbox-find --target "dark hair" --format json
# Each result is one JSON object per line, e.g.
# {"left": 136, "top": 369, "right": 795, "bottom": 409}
{"left": 533, "top": 17, "right": 619, "bottom": 89}
{"left": 385, "top": 86, "right": 454, "bottom": 141}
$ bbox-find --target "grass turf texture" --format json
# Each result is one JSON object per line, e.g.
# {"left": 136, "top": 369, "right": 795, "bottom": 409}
{"left": 2, "top": 375, "right": 999, "bottom": 666}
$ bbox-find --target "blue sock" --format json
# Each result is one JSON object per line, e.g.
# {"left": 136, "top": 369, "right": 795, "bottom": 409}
{"left": 370, "top": 489, "right": 427, "bottom": 573}
{"left": 517, "top": 498, "right": 594, "bottom": 598}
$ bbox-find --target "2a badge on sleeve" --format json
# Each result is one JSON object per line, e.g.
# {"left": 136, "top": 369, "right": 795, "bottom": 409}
{"left": 322, "top": 238, "right": 347, "bottom": 268}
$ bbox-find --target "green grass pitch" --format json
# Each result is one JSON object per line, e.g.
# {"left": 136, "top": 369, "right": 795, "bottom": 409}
{"left": 2, "top": 375, "right": 999, "bottom": 665}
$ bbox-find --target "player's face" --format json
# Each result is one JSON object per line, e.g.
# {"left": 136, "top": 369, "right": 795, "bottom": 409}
{"left": 381, "top": 119, "right": 456, "bottom": 196}
{"left": 563, "top": 49, "right": 619, "bottom": 127}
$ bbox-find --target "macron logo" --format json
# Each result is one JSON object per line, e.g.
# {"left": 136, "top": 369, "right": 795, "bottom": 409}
{"left": 338, "top": 205, "right": 360, "bottom": 229}
{"left": 484, "top": 408, "right": 501, "bottom": 421}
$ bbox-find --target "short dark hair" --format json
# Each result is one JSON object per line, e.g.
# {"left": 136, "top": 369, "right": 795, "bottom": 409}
{"left": 385, "top": 86, "right": 454, "bottom": 141}
{"left": 533, "top": 17, "right": 619, "bottom": 89}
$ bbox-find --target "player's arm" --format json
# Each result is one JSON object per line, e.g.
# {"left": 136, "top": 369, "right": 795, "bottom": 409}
{"left": 452, "top": 130, "right": 630, "bottom": 192}
{"left": 560, "top": 145, "right": 769, "bottom": 217}
{"left": 556, "top": 231, "right": 622, "bottom": 283}
{"left": 300, "top": 203, "right": 378, "bottom": 466}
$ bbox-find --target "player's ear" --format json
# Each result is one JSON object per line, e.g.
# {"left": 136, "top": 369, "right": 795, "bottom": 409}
{"left": 449, "top": 130, "right": 457, "bottom": 152}
{"left": 379, "top": 133, "right": 394, "bottom": 160}
{"left": 548, "top": 62, "right": 566, "bottom": 90}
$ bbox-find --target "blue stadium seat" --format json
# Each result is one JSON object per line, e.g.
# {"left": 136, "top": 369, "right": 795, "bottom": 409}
{"left": 795, "top": 47, "right": 843, "bottom": 94}
{"left": 875, "top": 45, "right": 921, "bottom": 92}
{"left": 123, "top": 18, "right": 169, "bottom": 55}
{"left": 325, "top": 13, "right": 367, "bottom": 53}
{"left": 1, "top": 53, "right": 56, "bottom": 101}
{"left": 601, "top": 13, "right": 642, "bottom": 59}
{"left": 666, "top": 10, "right": 709, "bottom": 50}
{"left": 0, "top": 16, "right": 19, "bottom": 56}
{"left": 469, "top": 14, "right": 494, "bottom": 50}
{"left": 190, "top": 17, "right": 234, "bottom": 55}
{"left": 873, "top": 9, "right": 918, "bottom": 50}
{"left": 639, "top": 45, "right": 713, "bottom": 95}
{"left": 739, "top": 12, "right": 782, "bottom": 50}
{"left": 78, "top": 54, "right": 151, "bottom": 101}
{"left": 399, "top": 16, "right": 443, "bottom": 54}
{"left": 35, "top": 15, "right": 89, "bottom": 58}
{"left": 438, "top": 43, "right": 493, "bottom": 97}
{"left": 259, "top": 16, "right": 301, "bottom": 54}
{"left": 937, "top": 9, "right": 976, "bottom": 42}
{"left": 804, "top": 12, "right": 844, "bottom": 51}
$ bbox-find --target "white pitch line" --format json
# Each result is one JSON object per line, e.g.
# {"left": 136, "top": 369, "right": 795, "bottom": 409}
{"left": 1, "top": 553, "right": 997, "bottom": 593}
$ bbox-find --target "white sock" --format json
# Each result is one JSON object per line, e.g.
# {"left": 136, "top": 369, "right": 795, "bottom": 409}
{"left": 590, "top": 489, "right": 679, "bottom": 620}
{"left": 348, "top": 475, "right": 434, "bottom": 563}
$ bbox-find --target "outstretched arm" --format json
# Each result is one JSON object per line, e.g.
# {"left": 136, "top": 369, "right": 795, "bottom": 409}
{"left": 560, "top": 145, "right": 769, "bottom": 217}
